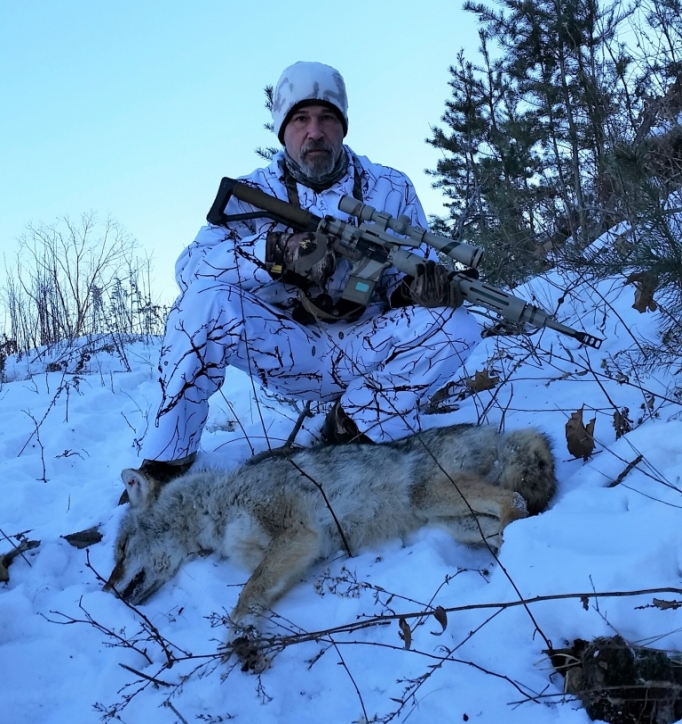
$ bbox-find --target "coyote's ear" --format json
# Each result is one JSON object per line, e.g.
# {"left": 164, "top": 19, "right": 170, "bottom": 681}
{"left": 121, "top": 468, "right": 157, "bottom": 508}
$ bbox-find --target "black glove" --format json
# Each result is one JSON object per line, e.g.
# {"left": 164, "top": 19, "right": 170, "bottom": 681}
{"left": 409, "top": 260, "right": 463, "bottom": 309}
{"left": 266, "top": 231, "right": 336, "bottom": 286}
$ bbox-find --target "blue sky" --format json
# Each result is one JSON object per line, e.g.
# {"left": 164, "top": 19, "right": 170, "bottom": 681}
{"left": 1, "top": 0, "right": 479, "bottom": 301}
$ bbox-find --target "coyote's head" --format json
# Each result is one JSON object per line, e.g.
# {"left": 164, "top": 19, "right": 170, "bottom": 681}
{"left": 104, "top": 469, "right": 187, "bottom": 605}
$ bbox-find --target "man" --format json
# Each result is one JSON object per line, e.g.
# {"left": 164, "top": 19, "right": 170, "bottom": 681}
{"left": 138, "top": 61, "right": 481, "bottom": 483}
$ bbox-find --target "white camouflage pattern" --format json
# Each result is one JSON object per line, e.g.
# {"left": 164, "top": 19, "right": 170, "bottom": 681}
{"left": 143, "top": 148, "right": 481, "bottom": 460}
{"left": 271, "top": 60, "right": 349, "bottom": 140}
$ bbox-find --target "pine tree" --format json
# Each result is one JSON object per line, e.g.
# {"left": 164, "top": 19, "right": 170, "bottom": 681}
{"left": 429, "top": 0, "right": 634, "bottom": 285}
{"left": 430, "top": 0, "right": 682, "bottom": 364}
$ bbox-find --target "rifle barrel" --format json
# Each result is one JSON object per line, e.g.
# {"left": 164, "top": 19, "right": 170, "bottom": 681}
{"left": 228, "top": 179, "right": 320, "bottom": 233}
{"left": 391, "top": 251, "right": 602, "bottom": 349}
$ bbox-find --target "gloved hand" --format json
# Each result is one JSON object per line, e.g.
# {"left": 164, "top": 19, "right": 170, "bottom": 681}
{"left": 266, "top": 231, "right": 336, "bottom": 286}
{"left": 409, "top": 260, "right": 463, "bottom": 309}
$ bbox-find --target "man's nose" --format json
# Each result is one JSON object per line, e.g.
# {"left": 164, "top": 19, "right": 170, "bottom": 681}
{"left": 306, "top": 118, "right": 325, "bottom": 139}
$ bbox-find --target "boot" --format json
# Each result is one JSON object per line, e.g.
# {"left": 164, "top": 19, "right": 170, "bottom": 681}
{"left": 117, "top": 452, "right": 197, "bottom": 505}
{"left": 138, "top": 452, "right": 198, "bottom": 483}
{"left": 320, "top": 401, "right": 374, "bottom": 445}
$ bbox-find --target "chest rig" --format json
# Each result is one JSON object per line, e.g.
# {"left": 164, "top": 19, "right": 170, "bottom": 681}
{"left": 278, "top": 160, "right": 368, "bottom": 324}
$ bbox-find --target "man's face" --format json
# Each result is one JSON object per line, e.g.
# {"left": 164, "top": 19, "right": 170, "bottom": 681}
{"left": 283, "top": 104, "right": 345, "bottom": 181}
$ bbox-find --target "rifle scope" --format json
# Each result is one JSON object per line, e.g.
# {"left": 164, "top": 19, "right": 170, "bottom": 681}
{"left": 338, "top": 197, "right": 483, "bottom": 270}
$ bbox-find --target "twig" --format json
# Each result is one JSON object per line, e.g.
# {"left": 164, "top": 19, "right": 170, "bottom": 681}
{"left": 23, "top": 410, "right": 48, "bottom": 482}
{"left": 315, "top": 325, "right": 555, "bottom": 649}
{"left": 282, "top": 455, "right": 354, "bottom": 558}
{"left": 0, "top": 537, "right": 40, "bottom": 582}
{"left": 245, "top": 401, "right": 313, "bottom": 464}
{"left": 329, "top": 639, "right": 539, "bottom": 702}
{"left": 406, "top": 418, "right": 553, "bottom": 651}
{"left": 163, "top": 700, "right": 190, "bottom": 724}
{"left": 608, "top": 454, "right": 644, "bottom": 487}
{"left": 18, "top": 372, "right": 71, "bottom": 457}
{"left": 386, "top": 607, "right": 507, "bottom": 722}
{"left": 220, "top": 394, "right": 256, "bottom": 457}
{"left": 86, "top": 551, "right": 183, "bottom": 666}
{"left": 242, "top": 585, "right": 682, "bottom": 649}
{"left": 535, "top": 342, "right": 681, "bottom": 409}
{"left": 44, "top": 598, "right": 154, "bottom": 665}
{"left": 329, "top": 637, "right": 369, "bottom": 722}
{"left": 0, "top": 528, "right": 39, "bottom": 567}
{"left": 119, "top": 663, "right": 172, "bottom": 687}
{"left": 284, "top": 400, "right": 313, "bottom": 446}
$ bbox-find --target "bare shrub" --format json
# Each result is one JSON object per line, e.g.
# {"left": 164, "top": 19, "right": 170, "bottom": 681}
{"left": 1, "top": 213, "right": 167, "bottom": 354}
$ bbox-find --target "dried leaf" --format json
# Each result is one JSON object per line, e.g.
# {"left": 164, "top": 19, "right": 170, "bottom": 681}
{"left": 62, "top": 526, "right": 103, "bottom": 549}
{"left": 625, "top": 271, "right": 659, "bottom": 313}
{"left": 565, "top": 407, "right": 596, "bottom": 460}
{"left": 612, "top": 408, "right": 633, "bottom": 440}
{"left": 428, "top": 381, "right": 456, "bottom": 406}
{"left": 653, "top": 598, "right": 682, "bottom": 610}
{"left": 0, "top": 539, "right": 41, "bottom": 583}
{"left": 398, "top": 617, "right": 412, "bottom": 650}
{"left": 431, "top": 606, "right": 448, "bottom": 635}
{"left": 581, "top": 595, "right": 590, "bottom": 611}
{"left": 423, "top": 381, "right": 461, "bottom": 415}
{"left": 465, "top": 370, "right": 499, "bottom": 393}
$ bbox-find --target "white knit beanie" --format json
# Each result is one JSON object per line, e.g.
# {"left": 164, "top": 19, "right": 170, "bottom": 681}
{"left": 272, "top": 61, "right": 349, "bottom": 143}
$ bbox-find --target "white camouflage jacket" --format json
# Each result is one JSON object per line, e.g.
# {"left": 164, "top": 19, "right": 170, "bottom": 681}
{"left": 175, "top": 146, "right": 436, "bottom": 316}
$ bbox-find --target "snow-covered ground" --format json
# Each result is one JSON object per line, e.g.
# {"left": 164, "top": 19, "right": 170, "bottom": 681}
{"left": 2, "top": 252, "right": 682, "bottom": 724}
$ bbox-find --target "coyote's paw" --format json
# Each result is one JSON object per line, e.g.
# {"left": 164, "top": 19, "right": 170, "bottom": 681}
{"left": 228, "top": 625, "right": 270, "bottom": 674}
{"left": 502, "top": 492, "right": 529, "bottom": 526}
{"left": 227, "top": 608, "right": 260, "bottom": 642}
{"left": 512, "top": 492, "right": 529, "bottom": 517}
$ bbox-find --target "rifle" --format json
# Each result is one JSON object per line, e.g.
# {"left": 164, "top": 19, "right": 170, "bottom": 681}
{"left": 207, "top": 177, "right": 603, "bottom": 350}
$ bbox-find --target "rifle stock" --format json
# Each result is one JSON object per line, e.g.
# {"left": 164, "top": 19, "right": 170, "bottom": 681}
{"left": 210, "top": 177, "right": 603, "bottom": 349}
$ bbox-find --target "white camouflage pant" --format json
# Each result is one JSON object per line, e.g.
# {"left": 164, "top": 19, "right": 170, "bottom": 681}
{"left": 143, "top": 279, "right": 481, "bottom": 460}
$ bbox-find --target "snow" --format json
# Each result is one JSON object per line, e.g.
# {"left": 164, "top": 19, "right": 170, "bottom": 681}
{"left": 2, "top": 249, "right": 682, "bottom": 724}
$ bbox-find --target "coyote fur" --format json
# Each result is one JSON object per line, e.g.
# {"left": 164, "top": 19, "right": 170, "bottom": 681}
{"left": 106, "top": 423, "right": 556, "bottom": 644}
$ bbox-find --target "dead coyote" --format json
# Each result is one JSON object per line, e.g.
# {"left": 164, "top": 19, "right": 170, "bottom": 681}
{"left": 106, "top": 424, "right": 555, "bottom": 647}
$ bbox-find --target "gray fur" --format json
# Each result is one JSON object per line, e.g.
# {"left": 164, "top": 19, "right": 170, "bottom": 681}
{"left": 386, "top": 423, "right": 556, "bottom": 515}
{"left": 106, "top": 424, "right": 556, "bottom": 638}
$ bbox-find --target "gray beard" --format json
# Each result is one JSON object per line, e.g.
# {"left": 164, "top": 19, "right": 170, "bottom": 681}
{"left": 284, "top": 147, "right": 349, "bottom": 192}
{"left": 300, "top": 153, "right": 335, "bottom": 180}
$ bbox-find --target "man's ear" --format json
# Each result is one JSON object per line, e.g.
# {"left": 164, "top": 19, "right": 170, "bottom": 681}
{"left": 121, "top": 468, "right": 159, "bottom": 508}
